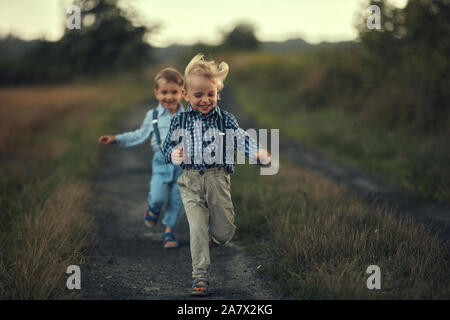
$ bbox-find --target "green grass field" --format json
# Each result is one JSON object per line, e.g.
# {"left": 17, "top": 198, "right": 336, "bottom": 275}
{"left": 231, "top": 81, "right": 450, "bottom": 203}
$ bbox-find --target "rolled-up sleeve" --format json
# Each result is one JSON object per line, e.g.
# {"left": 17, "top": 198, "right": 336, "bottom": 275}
{"left": 226, "top": 113, "right": 261, "bottom": 163}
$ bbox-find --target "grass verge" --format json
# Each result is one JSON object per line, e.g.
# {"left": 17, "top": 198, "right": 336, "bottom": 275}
{"left": 232, "top": 161, "right": 450, "bottom": 299}
{"left": 0, "top": 78, "right": 151, "bottom": 299}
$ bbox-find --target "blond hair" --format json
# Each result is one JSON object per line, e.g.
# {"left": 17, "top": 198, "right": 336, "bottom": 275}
{"left": 184, "top": 54, "right": 229, "bottom": 91}
{"left": 154, "top": 67, "right": 184, "bottom": 89}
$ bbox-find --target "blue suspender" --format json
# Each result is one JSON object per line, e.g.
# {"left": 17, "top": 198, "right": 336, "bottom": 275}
{"left": 152, "top": 109, "right": 161, "bottom": 147}
{"left": 180, "top": 112, "right": 187, "bottom": 133}
{"left": 216, "top": 113, "right": 226, "bottom": 161}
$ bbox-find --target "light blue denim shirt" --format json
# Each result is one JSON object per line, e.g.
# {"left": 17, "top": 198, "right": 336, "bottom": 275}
{"left": 115, "top": 103, "right": 184, "bottom": 152}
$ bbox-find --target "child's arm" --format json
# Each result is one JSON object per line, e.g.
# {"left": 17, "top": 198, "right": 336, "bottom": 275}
{"left": 227, "top": 113, "right": 271, "bottom": 165}
{"left": 111, "top": 109, "right": 154, "bottom": 148}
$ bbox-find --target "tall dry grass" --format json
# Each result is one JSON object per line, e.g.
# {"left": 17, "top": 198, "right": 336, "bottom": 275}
{"left": 0, "top": 79, "right": 152, "bottom": 299}
{"left": 0, "top": 182, "right": 95, "bottom": 299}
{"left": 233, "top": 162, "right": 450, "bottom": 299}
{"left": 0, "top": 85, "right": 122, "bottom": 156}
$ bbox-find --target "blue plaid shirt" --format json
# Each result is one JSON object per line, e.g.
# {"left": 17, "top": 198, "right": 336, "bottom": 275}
{"left": 162, "top": 104, "right": 261, "bottom": 173}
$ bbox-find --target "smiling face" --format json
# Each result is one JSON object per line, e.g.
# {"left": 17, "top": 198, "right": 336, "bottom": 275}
{"left": 154, "top": 78, "right": 183, "bottom": 114}
{"left": 183, "top": 75, "right": 218, "bottom": 115}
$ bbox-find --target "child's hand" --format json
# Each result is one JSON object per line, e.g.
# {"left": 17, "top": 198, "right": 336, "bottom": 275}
{"left": 171, "top": 145, "right": 185, "bottom": 165}
{"left": 98, "top": 135, "right": 116, "bottom": 145}
{"left": 255, "top": 149, "right": 271, "bottom": 165}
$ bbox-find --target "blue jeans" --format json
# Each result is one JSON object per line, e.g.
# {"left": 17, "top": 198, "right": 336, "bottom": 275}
{"left": 148, "top": 150, "right": 184, "bottom": 230}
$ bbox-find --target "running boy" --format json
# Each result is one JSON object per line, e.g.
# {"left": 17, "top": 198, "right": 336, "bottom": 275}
{"left": 98, "top": 68, "right": 185, "bottom": 249}
{"left": 162, "top": 54, "right": 271, "bottom": 296}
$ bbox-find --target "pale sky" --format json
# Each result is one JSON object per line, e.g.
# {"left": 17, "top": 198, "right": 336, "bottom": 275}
{"left": 0, "top": 0, "right": 408, "bottom": 47}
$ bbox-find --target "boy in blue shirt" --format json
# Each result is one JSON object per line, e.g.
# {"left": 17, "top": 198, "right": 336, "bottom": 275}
{"left": 162, "top": 54, "right": 271, "bottom": 296}
{"left": 98, "top": 68, "right": 185, "bottom": 249}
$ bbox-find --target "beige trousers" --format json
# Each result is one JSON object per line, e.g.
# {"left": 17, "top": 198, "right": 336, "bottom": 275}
{"left": 177, "top": 167, "right": 236, "bottom": 280}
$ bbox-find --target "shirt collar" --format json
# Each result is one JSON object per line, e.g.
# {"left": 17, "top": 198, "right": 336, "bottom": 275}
{"left": 186, "top": 104, "right": 223, "bottom": 118}
{"left": 156, "top": 103, "right": 185, "bottom": 116}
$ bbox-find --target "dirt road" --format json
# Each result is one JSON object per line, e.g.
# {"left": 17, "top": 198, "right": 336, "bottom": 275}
{"left": 81, "top": 101, "right": 283, "bottom": 300}
{"left": 82, "top": 88, "right": 448, "bottom": 300}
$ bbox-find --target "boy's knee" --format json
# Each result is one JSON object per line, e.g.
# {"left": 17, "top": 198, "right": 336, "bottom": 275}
{"left": 149, "top": 198, "right": 165, "bottom": 212}
{"left": 210, "top": 226, "right": 236, "bottom": 245}
{"left": 149, "top": 189, "right": 168, "bottom": 210}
